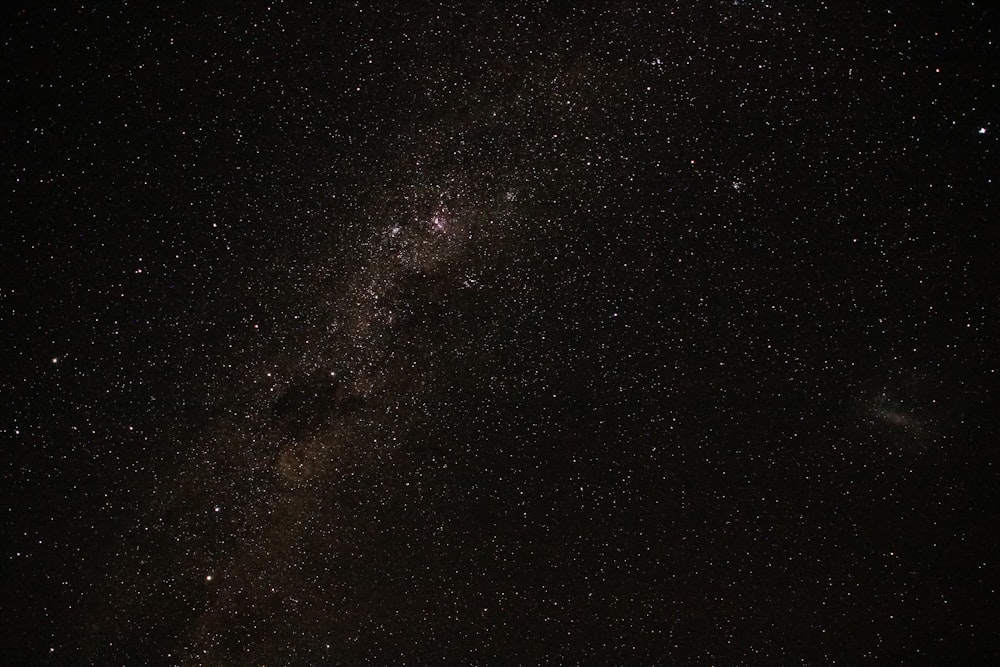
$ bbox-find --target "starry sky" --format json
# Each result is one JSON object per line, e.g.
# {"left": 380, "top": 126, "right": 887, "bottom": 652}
{"left": 2, "top": 2, "right": 998, "bottom": 664}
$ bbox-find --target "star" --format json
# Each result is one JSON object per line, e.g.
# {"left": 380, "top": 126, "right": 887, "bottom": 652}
{"left": 6, "top": 4, "right": 996, "bottom": 663}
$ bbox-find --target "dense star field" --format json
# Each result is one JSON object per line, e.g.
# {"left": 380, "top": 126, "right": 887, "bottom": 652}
{"left": 2, "top": 2, "right": 998, "bottom": 664}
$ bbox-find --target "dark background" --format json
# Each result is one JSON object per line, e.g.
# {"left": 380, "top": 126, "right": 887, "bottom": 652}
{"left": 2, "top": 2, "right": 998, "bottom": 664}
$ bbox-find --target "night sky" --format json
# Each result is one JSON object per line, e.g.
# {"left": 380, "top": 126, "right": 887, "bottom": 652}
{"left": 3, "top": 2, "right": 999, "bottom": 664}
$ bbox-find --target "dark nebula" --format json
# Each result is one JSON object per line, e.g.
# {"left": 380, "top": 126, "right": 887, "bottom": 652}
{"left": 2, "top": 2, "right": 998, "bottom": 664}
